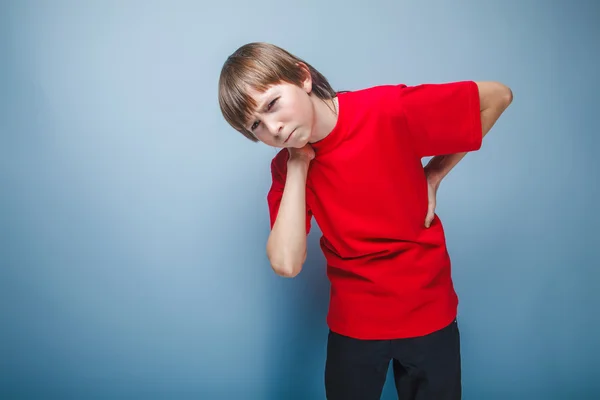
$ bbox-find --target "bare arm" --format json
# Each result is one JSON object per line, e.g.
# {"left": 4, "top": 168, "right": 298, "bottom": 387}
{"left": 424, "top": 81, "right": 513, "bottom": 182}
{"left": 266, "top": 150, "right": 313, "bottom": 278}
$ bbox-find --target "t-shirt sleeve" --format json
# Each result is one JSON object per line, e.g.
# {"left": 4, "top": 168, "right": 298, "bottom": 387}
{"left": 391, "top": 81, "right": 483, "bottom": 158}
{"left": 266, "top": 154, "right": 313, "bottom": 234}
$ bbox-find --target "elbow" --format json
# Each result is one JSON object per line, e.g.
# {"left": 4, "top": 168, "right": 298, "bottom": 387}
{"left": 477, "top": 81, "right": 513, "bottom": 111}
{"left": 272, "top": 263, "right": 302, "bottom": 278}
{"left": 495, "top": 82, "right": 513, "bottom": 108}
{"left": 501, "top": 84, "right": 513, "bottom": 107}
{"left": 269, "top": 258, "right": 303, "bottom": 278}
{"left": 266, "top": 233, "right": 307, "bottom": 278}
{"left": 266, "top": 242, "right": 305, "bottom": 278}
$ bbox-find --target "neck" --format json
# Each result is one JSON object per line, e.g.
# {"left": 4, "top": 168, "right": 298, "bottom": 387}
{"left": 309, "top": 96, "right": 339, "bottom": 143}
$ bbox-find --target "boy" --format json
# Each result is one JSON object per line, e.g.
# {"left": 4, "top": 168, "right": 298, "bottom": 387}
{"left": 218, "top": 42, "right": 512, "bottom": 399}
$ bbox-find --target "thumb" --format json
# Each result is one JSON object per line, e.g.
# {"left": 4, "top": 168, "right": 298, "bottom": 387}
{"left": 425, "top": 206, "right": 435, "bottom": 228}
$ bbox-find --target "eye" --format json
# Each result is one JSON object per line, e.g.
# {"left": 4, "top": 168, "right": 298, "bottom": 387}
{"left": 267, "top": 97, "right": 279, "bottom": 110}
{"left": 250, "top": 97, "right": 279, "bottom": 131}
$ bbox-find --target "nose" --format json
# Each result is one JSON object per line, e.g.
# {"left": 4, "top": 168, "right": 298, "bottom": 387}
{"left": 264, "top": 118, "right": 283, "bottom": 138}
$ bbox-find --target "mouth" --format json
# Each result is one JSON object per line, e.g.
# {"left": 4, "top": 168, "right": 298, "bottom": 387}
{"left": 283, "top": 129, "right": 296, "bottom": 144}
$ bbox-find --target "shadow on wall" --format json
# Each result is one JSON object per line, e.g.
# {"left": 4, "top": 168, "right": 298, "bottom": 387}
{"left": 265, "top": 226, "right": 331, "bottom": 400}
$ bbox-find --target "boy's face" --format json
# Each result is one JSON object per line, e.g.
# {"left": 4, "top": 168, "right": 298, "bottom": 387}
{"left": 245, "top": 79, "right": 315, "bottom": 148}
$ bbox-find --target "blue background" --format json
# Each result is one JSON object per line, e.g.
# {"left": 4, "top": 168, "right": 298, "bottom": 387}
{"left": 2, "top": 0, "right": 599, "bottom": 398}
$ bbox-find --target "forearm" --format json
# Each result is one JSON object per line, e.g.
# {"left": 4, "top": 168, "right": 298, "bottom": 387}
{"left": 266, "top": 159, "right": 309, "bottom": 278}
{"left": 425, "top": 82, "right": 513, "bottom": 183}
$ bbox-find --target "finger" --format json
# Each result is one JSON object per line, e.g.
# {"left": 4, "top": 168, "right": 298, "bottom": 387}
{"left": 425, "top": 215, "right": 432, "bottom": 228}
{"left": 425, "top": 205, "right": 435, "bottom": 228}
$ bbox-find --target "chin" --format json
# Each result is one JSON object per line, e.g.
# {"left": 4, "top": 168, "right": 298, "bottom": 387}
{"left": 291, "top": 141, "right": 307, "bottom": 149}
{"left": 296, "top": 133, "right": 311, "bottom": 147}
{"left": 282, "top": 129, "right": 310, "bottom": 149}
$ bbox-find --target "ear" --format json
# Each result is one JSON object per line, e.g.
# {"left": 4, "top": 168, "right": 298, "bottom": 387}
{"left": 297, "top": 62, "right": 312, "bottom": 94}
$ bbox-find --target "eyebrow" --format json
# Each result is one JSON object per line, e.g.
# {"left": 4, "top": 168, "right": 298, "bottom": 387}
{"left": 247, "top": 91, "right": 274, "bottom": 128}
{"left": 255, "top": 92, "right": 273, "bottom": 114}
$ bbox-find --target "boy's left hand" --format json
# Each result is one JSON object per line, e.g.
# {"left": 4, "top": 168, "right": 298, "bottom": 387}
{"left": 424, "top": 168, "right": 441, "bottom": 228}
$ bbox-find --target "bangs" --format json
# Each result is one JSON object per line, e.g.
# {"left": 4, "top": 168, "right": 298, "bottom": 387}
{"left": 218, "top": 64, "right": 276, "bottom": 138}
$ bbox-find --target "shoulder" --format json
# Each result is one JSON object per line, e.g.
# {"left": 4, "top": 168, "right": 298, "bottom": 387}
{"left": 340, "top": 84, "right": 409, "bottom": 113}
{"left": 347, "top": 81, "right": 476, "bottom": 102}
{"left": 341, "top": 84, "right": 406, "bottom": 101}
{"left": 339, "top": 84, "right": 408, "bottom": 121}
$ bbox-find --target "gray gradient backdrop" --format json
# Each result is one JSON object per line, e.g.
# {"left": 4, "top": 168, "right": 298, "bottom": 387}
{"left": 1, "top": 0, "right": 599, "bottom": 399}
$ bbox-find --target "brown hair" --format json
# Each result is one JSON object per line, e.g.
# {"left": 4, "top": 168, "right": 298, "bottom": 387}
{"left": 218, "top": 42, "right": 337, "bottom": 142}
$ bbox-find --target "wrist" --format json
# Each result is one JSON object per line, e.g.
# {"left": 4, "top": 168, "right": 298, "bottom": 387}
{"left": 287, "top": 156, "right": 311, "bottom": 171}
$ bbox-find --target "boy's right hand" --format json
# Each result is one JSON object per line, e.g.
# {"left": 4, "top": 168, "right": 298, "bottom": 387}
{"left": 288, "top": 144, "right": 315, "bottom": 164}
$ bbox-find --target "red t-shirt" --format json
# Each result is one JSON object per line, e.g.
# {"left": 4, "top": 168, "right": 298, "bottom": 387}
{"left": 267, "top": 81, "right": 482, "bottom": 339}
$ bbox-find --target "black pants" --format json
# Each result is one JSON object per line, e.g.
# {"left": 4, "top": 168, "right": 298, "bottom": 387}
{"left": 325, "top": 319, "right": 461, "bottom": 400}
